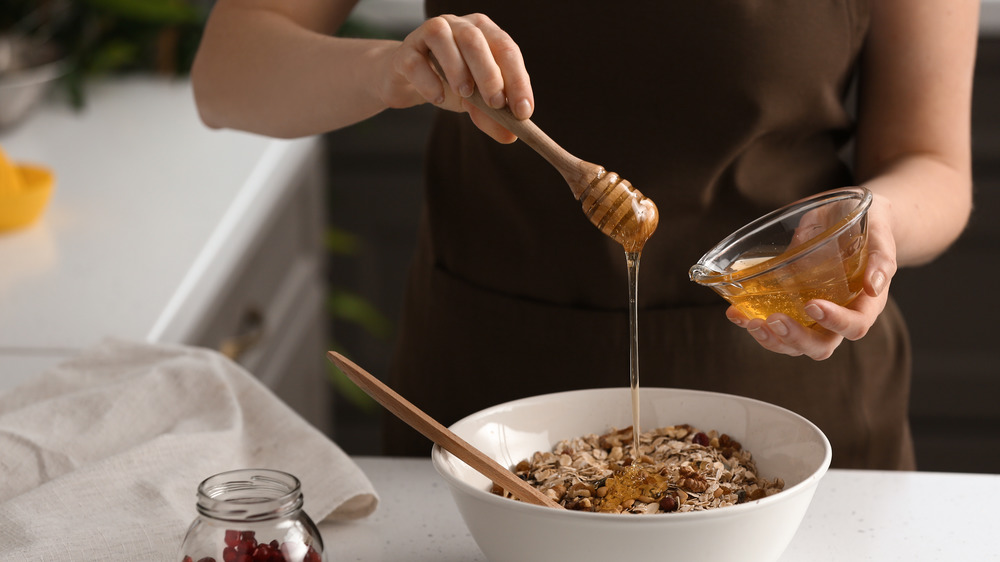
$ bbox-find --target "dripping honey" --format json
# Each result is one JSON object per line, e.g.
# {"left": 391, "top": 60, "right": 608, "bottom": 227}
{"left": 626, "top": 251, "right": 641, "bottom": 454}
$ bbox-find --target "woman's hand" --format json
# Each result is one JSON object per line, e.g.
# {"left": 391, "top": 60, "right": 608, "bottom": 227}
{"left": 725, "top": 192, "right": 898, "bottom": 360}
{"left": 380, "top": 13, "right": 534, "bottom": 143}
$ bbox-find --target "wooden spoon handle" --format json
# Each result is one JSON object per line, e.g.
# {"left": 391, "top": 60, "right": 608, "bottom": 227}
{"left": 326, "top": 351, "right": 562, "bottom": 509}
{"left": 427, "top": 54, "right": 595, "bottom": 197}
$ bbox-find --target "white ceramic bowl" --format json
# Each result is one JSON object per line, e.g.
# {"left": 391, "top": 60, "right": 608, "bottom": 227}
{"left": 432, "top": 387, "right": 831, "bottom": 562}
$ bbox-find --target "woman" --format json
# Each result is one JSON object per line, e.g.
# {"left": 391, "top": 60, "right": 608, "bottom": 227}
{"left": 191, "top": 1, "right": 977, "bottom": 469}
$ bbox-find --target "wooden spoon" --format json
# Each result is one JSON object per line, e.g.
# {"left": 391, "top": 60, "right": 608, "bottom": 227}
{"left": 428, "top": 54, "right": 659, "bottom": 253}
{"left": 326, "top": 351, "right": 563, "bottom": 509}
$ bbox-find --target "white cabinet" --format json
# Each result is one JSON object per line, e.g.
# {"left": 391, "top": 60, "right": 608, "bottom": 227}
{"left": 0, "top": 77, "right": 332, "bottom": 434}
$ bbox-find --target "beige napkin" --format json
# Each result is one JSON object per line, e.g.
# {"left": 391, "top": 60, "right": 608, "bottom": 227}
{"left": 0, "top": 338, "right": 378, "bottom": 560}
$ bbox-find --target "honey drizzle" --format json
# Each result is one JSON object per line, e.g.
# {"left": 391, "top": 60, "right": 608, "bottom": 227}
{"left": 582, "top": 170, "right": 658, "bottom": 470}
{"left": 626, "top": 251, "right": 641, "bottom": 455}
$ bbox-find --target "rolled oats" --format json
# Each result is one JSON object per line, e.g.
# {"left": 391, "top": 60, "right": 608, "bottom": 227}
{"left": 493, "top": 424, "right": 785, "bottom": 514}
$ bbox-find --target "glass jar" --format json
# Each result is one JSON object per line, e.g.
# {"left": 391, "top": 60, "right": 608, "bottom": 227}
{"left": 178, "top": 468, "right": 325, "bottom": 562}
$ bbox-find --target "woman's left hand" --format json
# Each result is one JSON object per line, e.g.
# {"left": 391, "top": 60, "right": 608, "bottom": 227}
{"left": 725, "top": 192, "right": 898, "bottom": 360}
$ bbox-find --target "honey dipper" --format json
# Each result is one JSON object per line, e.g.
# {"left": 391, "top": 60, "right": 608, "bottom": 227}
{"left": 429, "top": 55, "right": 659, "bottom": 252}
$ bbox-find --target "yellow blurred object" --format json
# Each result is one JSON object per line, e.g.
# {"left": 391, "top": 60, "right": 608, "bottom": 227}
{"left": 0, "top": 146, "right": 24, "bottom": 197}
{"left": 0, "top": 161, "right": 55, "bottom": 232}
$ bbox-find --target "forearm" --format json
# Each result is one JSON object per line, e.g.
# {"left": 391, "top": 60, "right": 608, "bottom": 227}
{"left": 859, "top": 154, "right": 972, "bottom": 268}
{"left": 191, "top": 5, "right": 407, "bottom": 138}
{"left": 854, "top": 0, "right": 978, "bottom": 269}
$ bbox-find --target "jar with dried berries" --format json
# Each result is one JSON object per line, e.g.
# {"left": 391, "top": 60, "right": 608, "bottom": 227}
{"left": 178, "top": 469, "right": 324, "bottom": 562}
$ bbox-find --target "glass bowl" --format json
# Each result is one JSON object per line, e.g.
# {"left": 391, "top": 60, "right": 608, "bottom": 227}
{"left": 689, "top": 187, "right": 872, "bottom": 325}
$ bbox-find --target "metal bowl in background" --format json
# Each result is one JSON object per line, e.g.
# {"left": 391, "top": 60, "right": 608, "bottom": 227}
{"left": 0, "top": 34, "right": 66, "bottom": 130}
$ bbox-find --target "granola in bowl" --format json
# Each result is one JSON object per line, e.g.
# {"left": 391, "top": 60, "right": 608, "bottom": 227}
{"left": 492, "top": 424, "right": 784, "bottom": 514}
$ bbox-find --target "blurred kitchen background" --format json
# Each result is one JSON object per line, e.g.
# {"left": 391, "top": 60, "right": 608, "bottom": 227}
{"left": 1, "top": 0, "right": 997, "bottom": 473}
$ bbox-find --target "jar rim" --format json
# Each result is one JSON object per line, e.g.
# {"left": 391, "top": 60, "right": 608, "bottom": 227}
{"left": 196, "top": 468, "right": 303, "bottom": 522}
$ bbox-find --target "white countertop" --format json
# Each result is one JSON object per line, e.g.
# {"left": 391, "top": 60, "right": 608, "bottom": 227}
{"left": 325, "top": 457, "right": 997, "bottom": 561}
{"left": 0, "top": 78, "right": 319, "bottom": 389}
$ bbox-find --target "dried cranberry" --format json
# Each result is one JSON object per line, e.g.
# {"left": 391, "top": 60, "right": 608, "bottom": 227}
{"left": 693, "top": 432, "right": 710, "bottom": 447}
{"left": 224, "top": 530, "right": 241, "bottom": 548}
{"left": 222, "top": 546, "right": 237, "bottom": 562}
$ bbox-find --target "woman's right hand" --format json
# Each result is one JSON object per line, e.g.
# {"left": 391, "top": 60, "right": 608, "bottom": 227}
{"left": 379, "top": 13, "right": 534, "bottom": 143}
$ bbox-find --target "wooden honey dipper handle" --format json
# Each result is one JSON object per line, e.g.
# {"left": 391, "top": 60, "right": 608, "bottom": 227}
{"left": 427, "top": 54, "right": 597, "bottom": 198}
{"left": 427, "top": 54, "right": 659, "bottom": 251}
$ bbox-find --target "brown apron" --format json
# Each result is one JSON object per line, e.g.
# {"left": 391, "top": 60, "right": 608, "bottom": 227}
{"left": 385, "top": 0, "right": 915, "bottom": 470}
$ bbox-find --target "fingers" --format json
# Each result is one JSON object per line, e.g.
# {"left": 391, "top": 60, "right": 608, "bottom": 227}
{"left": 726, "top": 297, "right": 881, "bottom": 361}
{"left": 394, "top": 14, "right": 533, "bottom": 125}
{"left": 738, "top": 314, "right": 842, "bottom": 361}
{"left": 484, "top": 26, "right": 533, "bottom": 118}
{"left": 464, "top": 102, "right": 519, "bottom": 143}
{"left": 862, "top": 193, "right": 898, "bottom": 298}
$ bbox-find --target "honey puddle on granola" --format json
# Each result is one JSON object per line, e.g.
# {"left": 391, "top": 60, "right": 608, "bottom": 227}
{"left": 492, "top": 250, "right": 786, "bottom": 513}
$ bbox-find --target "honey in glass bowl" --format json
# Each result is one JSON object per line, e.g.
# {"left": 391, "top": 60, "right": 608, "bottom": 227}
{"left": 689, "top": 187, "right": 872, "bottom": 326}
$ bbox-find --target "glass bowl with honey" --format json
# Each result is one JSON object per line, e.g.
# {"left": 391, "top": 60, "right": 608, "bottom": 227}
{"left": 689, "top": 187, "right": 873, "bottom": 325}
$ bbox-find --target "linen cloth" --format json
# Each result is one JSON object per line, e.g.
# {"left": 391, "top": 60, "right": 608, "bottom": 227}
{"left": 0, "top": 338, "right": 378, "bottom": 560}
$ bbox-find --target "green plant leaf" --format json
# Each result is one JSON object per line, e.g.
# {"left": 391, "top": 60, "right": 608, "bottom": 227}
{"left": 83, "top": 0, "right": 201, "bottom": 24}
{"left": 86, "top": 38, "right": 138, "bottom": 74}
{"left": 325, "top": 225, "right": 360, "bottom": 255}
{"left": 327, "top": 289, "right": 393, "bottom": 339}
